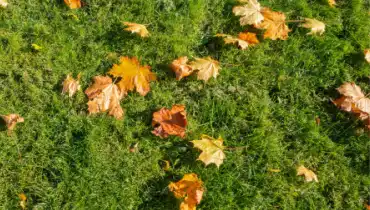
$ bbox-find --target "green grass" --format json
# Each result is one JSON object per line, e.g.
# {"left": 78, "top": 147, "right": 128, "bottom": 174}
{"left": 1, "top": 0, "right": 370, "bottom": 209}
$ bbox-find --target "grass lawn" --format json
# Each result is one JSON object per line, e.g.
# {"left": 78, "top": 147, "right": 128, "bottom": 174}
{"left": 1, "top": 0, "right": 370, "bottom": 209}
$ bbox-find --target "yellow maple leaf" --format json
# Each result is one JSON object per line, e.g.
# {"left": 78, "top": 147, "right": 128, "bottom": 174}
{"left": 191, "top": 135, "right": 226, "bottom": 168}
{"left": 170, "top": 56, "right": 193, "bottom": 80}
{"left": 0, "top": 0, "right": 8, "bottom": 8}
{"left": 123, "top": 22, "right": 150, "bottom": 38}
{"left": 300, "top": 18, "right": 326, "bottom": 35}
{"left": 365, "top": 49, "right": 370, "bottom": 63}
{"left": 215, "top": 34, "right": 250, "bottom": 50}
{"left": 189, "top": 57, "right": 221, "bottom": 82}
{"left": 19, "top": 193, "right": 27, "bottom": 210}
{"left": 328, "top": 0, "right": 336, "bottom": 7}
{"left": 297, "top": 165, "right": 318, "bottom": 182}
{"left": 84, "top": 76, "right": 125, "bottom": 119}
{"left": 254, "top": 8, "right": 291, "bottom": 40}
{"left": 1, "top": 114, "right": 24, "bottom": 131}
{"left": 62, "top": 73, "right": 81, "bottom": 97}
{"left": 169, "top": 173, "right": 204, "bottom": 210}
{"left": 64, "top": 0, "right": 81, "bottom": 9}
{"left": 109, "top": 57, "right": 156, "bottom": 96}
{"left": 232, "top": 0, "right": 264, "bottom": 25}
{"left": 31, "top": 43, "right": 42, "bottom": 51}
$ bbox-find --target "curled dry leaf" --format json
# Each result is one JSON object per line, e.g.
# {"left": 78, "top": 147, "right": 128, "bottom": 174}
{"left": 0, "top": 0, "right": 8, "bottom": 8}
{"left": 300, "top": 18, "right": 325, "bottom": 35}
{"left": 1, "top": 114, "right": 24, "bottom": 131}
{"left": 254, "top": 8, "right": 291, "bottom": 40}
{"left": 364, "top": 49, "right": 370, "bottom": 63}
{"left": 328, "top": 0, "right": 336, "bottom": 7}
{"left": 190, "top": 57, "right": 221, "bottom": 82}
{"left": 152, "top": 105, "right": 187, "bottom": 138}
{"left": 332, "top": 82, "right": 370, "bottom": 121}
{"left": 297, "top": 165, "right": 318, "bottom": 182}
{"left": 169, "top": 173, "right": 204, "bottom": 210}
{"left": 238, "top": 32, "right": 260, "bottom": 45}
{"left": 232, "top": 0, "right": 264, "bottom": 25}
{"left": 191, "top": 135, "right": 226, "bottom": 168}
{"left": 109, "top": 57, "right": 156, "bottom": 96}
{"left": 62, "top": 73, "right": 81, "bottom": 97}
{"left": 84, "top": 76, "right": 124, "bottom": 120}
{"left": 64, "top": 0, "right": 81, "bottom": 9}
{"left": 19, "top": 193, "right": 27, "bottom": 210}
{"left": 123, "top": 22, "right": 149, "bottom": 38}
{"left": 170, "top": 56, "right": 193, "bottom": 80}
{"left": 215, "top": 34, "right": 250, "bottom": 50}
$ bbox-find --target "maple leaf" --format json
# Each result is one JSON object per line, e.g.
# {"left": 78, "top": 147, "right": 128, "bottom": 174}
{"left": 170, "top": 56, "right": 193, "bottom": 80}
{"left": 189, "top": 57, "right": 221, "bottom": 82}
{"left": 300, "top": 18, "right": 325, "bottom": 35}
{"left": 232, "top": 0, "right": 264, "bottom": 25}
{"left": 109, "top": 57, "right": 156, "bottom": 96}
{"left": 1, "top": 114, "right": 24, "bottom": 131}
{"left": 238, "top": 32, "right": 260, "bottom": 45}
{"left": 328, "top": 0, "right": 336, "bottom": 7}
{"left": 62, "top": 73, "right": 81, "bottom": 97}
{"left": 215, "top": 34, "right": 250, "bottom": 50}
{"left": 297, "top": 165, "right": 318, "bottom": 182}
{"left": 169, "top": 173, "right": 204, "bottom": 210}
{"left": 254, "top": 8, "right": 291, "bottom": 40}
{"left": 84, "top": 76, "right": 125, "bottom": 120}
{"left": 332, "top": 82, "right": 370, "bottom": 121}
{"left": 19, "top": 193, "right": 27, "bottom": 210}
{"left": 64, "top": 0, "right": 81, "bottom": 9}
{"left": 191, "top": 135, "right": 226, "bottom": 168}
{"left": 0, "top": 0, "right": 8, "bottom": 7}
{"left": 365, "top": 49, "right": 370, "bottom": 63}
{"left": 152, "top": 104, "right": 187, "bottom": 138}
{"left": 123, "top": 22, "right": 150, "bottom": 38}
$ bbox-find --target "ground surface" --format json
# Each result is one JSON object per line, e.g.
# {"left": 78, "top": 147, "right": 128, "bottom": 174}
{"left": 1, "top": 0, "right": 370, "bottom": 209}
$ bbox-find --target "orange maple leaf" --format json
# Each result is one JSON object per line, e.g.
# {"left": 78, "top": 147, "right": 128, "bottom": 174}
{"left": 364, "top": 49, "right": 370, "bottom": 63}
{"left": 123, "top": 22, "right": 150, "bottom": 38}
{"left": 1, "top": 114, "right": 24, "bottom": 131}
{"left": 170, "top": 56, "right": 193, "bottom": 80}
{"left": 152, "top": 105, "right": 187, "bottom": 138}
{"left": 169, "top": 173, "right": 204, "bottom": 210}
{"left": 238, "top": 32, "right": 260, "bottom": 45}
{"left": 84, "top": 76, "right": 125, "bottom": 119}
{"left": 254, "top": 8, "right": 291, "bottom": 40}
{"left": 64, "top": 0, "right": 81, "bottom": 9}
{"left": 109, "top": 57, "right": 156, "bottom": 96}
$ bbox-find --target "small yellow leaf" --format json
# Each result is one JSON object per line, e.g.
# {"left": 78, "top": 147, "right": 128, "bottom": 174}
{"left": 161, "top": 160, "right": 171, "bottom": 171}
{"left": 189, "top": 57, "right": 221, "bottom": 82}
{"left": 64, "top": 0, "right": 81, "bottom": 9}
{"left": 364, "top": 49, "right": 370, "bottom": 63}
{"left": 19, "top": 193, "right": 27, "bottom": 210}
{"left": 268, "top": 168, "right": 281, "bottom": 173}
{"left": 297, "top": 165, "right": 318, "bottom": 182}
{"left": 62, "top": 73, "right": 81, "bottom": 97}
{"left": 300, "top": 18, "right": 326, "bottom": 35}
{"left": 123, "top": 22, "right": 149, "bottom": 38}
{"left": 191, "top": 135, "right": 226, "bottom": 168}
{"left": 0, "top": 0, "right": 8, "bottom": 8}
{"left": 232, "top": 0, "right": 264, "bottom": 25}
{"left": 31, "top": 44, "right": 42, "bottom": 51}
{"left": 328, "top": 0, "right": 336, "bottom": 7}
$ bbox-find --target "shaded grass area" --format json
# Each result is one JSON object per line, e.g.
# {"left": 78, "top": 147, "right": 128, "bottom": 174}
{"left": 0, "top": 0, "right": 370, "bottom": 209}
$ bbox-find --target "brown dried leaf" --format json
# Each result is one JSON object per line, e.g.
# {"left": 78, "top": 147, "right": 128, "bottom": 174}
{"left": 169, "top": 173, "right": 204, "bottom": 210}
{"left": 254, "top": 8, "right": 291, "bottom": 40}
{"left": 84, "top": 76, "right": 124, "bottom": 120}
{"left": 152, "top": 105, "right": 187, "bottom": 138}
{"left": 297, "top": 165, "right": 318, "bottom": 182}
{"left": 170, "top": 56, "right": 193, "bottom": 80}
{"left": 123, "top": 22, "right": 149, "bottom": 38}
{"left": 1, "top": 114, "right": 24, "bottom": 131}
{"left": 62, "top": 73, "right": 81, "bottom": 97}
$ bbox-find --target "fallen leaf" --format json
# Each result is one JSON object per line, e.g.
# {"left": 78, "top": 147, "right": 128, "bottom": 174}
{"left": 62, "top": 73, "right": 81, "bottom": 97}
{"left": 364, "top": 49, "right": 370, "bottom": 63}
{"left": 297, "top": 165, "right": 318, "bottom": 182}
{"left": 238, "top": 32, "right": 260, "bottom": 45}
{"left": 315, "top": 117, "right": 321, "bottom": 125}
{"left": 123, "top": 22, "right": 149, "bottom": 38}
{"left": 0, "top": 0, "right": 8, "bottom": 8}
{"left": 189, "top": 57, "right": 221, "bottom": 82}
{"left": 19, "top": 193, "right": 27, "bottom": 210}
{"left": 328, "top": 0, "right": 336, "bottom": 7}
{"left": 84, "top": 76, "right": 124, "bottom": 119}
{"left": 215, "top": 34, "right": 250, "bottom": 50}
{"left": 254, "top": 8, "right": 291, "bottom": 40}
{"left": 268, "top": 168, "right": 281, "bottom": 173}
{"left": 169, "top": 173, "right": 204, "bottom": 210}
{"left": 162, "top": 160, "right": 171, "bottom": 171}
{"left": 152, "top": 105, "right": 187, "bottom": 138}
{"left": 64, "top": 0, "right": 81, "bottom": 9}
{"left": 365, "top": 201, "right": 370, "bottom": 210}
{"left": 1, "top": 114, "right": 24, "bottom": 131}
{"left": 232, "top": 0, "right": 264, "bottom": 25}
{"left": 191, "top": 135, "right": 226, "bottom": 168}
{"left": 129, "top": 142, "right": 138, "bottom": 153}
{"left": 300, "top": 18, "right": 325, "bottom": 35}
{"left": 170, "top": 56, "right": 193, "bottom": 80}
{"left": 31, "top": 43, "right": 42, "bottom": 51}
{"left": 109, "top": 57, "right": 156, "bottom": 96}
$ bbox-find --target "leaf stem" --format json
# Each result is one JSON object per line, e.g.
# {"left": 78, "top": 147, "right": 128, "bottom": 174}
{"left": 286, "top": 20, "right": 305, "bottom": 23}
